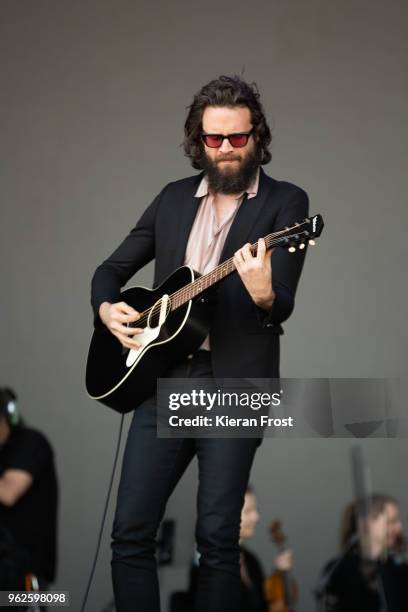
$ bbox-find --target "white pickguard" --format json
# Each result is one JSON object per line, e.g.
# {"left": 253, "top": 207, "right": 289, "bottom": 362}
{"left": 125, "top": 293, "right": 169, "bottom": 368}
{"left": 125, "top": 325, "right": 161, "bottom": 367}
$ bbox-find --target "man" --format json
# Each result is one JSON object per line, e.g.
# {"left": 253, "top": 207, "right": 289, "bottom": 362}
{"left": 91, "top": 75, "right": 309, "bottom": 612}
{"left": 0, "top": 387, "right": 58, "bottom": 591}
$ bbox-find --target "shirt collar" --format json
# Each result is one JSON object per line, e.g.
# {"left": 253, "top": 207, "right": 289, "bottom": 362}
{"left": 194, "top": 168, "right": 260, "bottom": 200}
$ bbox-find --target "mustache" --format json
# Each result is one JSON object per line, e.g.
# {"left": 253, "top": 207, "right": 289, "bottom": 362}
{"left": 216, "top": 155, "right": 241, "bottom": 163}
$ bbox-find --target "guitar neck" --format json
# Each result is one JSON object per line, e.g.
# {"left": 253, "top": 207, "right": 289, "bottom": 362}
{"left": 169, "top": 223, "right": 311, "bottom": 311}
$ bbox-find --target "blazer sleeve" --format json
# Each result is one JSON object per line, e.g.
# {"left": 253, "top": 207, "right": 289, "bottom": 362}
{"left": 90, "top": 187, "right": 165, "bottom": 325}
{"left": 255, "top": 187, "right": 309, "bottom": 327}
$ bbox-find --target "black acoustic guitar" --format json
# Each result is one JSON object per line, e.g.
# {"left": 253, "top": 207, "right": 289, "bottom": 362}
{"left": 86, "top": 214, "right": 324, "bottom": 413}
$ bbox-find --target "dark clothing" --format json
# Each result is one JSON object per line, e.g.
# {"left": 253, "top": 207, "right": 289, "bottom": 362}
{"left": 170, "top": 545, "right": 267, "bottom": 612}
{"left": 239, "top": 547, "right": 268, "bottom": 612}
{"left": 91, "top": 170, "right": 308, "bottom": 611}
{"left": 111, "top": 352, "right": 259, "bottom": 612}
{"left": 321, "top": 549, "right": 408, "bottom": 612}
{"left": 91, "top": 169, "right": 309, "bottom": 379}
{"left": 0, "top": 426, "right": 58, "bottom": 584}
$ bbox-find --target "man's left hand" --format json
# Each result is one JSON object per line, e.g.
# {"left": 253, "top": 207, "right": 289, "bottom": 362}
{"left": 233, "top": 238, "right": 275, "bottom": 310}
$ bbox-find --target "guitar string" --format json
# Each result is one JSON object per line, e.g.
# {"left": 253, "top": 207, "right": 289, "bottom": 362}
{"left": 152, "top": 224, "right": 311, "bottom": 318}
{"left": 134, "top": 230, "right": 310, "bottom": 330}
{"left": 166, "top": 219, "right": 316, "bottom": 310}
{"left": 131, "top": 234, "right": 286, "bottom": 329}
{"left": 131, "top": 227, "right": 311, "bottom": 329}
{"left": 129, "top": 225, "right": 312, "bottom": 330}
{"left": 126, "top": 233, "right": 276, "bottom": 329}
{"left": 166, "top": 231, "right": 308, "bottom": 312}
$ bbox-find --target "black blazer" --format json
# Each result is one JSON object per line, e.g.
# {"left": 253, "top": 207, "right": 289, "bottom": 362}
{"left": 91, "top": 168, "right": 309, "bottom": 378}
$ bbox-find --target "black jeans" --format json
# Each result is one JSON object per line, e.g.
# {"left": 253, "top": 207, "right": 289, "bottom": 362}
{"left": 111, "top": 351, "right": 259, "bottom": 612}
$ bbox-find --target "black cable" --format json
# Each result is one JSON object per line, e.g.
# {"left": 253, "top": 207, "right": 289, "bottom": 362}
{"left": 80, "top": 414, "right": 125, "bottom": 612}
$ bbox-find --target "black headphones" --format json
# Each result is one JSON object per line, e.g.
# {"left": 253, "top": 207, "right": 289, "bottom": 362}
{"left": 0, "top": 388, "right": 20, "bottom": 426}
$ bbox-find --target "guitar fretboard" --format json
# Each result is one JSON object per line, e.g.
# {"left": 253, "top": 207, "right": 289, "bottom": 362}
{"left": 132, "top": 215, "right": 321, "bottom": 329}
{"left": 169, "top": 223, "right": 310, "bottom": 310}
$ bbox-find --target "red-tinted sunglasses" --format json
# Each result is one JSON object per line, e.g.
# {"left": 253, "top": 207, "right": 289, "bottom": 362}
{"left": 201, "top": 129, "right": 254, "bottom": 148}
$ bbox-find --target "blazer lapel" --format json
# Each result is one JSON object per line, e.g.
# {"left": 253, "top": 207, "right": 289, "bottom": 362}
{"left": 218, "top": 168, "right": 271, "bottom": 263}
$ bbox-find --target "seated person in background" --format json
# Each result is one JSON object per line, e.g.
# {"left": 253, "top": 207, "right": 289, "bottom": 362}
{"left": 241, "top": 486, "right": 295, "bottom": 612}
{"left": 0, "top": 387, "right": 58, "bottom": 591}
{"left": 317, "top": 493, "right": 408, "bottom": 612}
{"left": 238, "top": 485, "right": 268, "bottom": 612}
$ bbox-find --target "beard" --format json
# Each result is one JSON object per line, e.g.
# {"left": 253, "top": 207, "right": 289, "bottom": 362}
{"left": 199, "top": 144, "right": 262, "bottom": 195}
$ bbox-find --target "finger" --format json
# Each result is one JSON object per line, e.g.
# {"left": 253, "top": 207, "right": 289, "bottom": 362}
{"left": 256, "top": 238, "right": 266, "bottom": 260}
{"left": 123, "top": 326, "right": 145, "bottom": 336}
{"left": 234, "top": 254, "right": 248, "bottom": 275}
{"left": 114, "top": 311, "right": 141, "bottom": 324}
{"left": 121, "top": 340, "right": 141, "bottom": 350}
{"left": 263, "top": 246, "right": 275, "bottom": 264}
{"left": 234, "top": 249, "right": 245, "bottom": 265}
{"left": 241, "top": 243, "right": 253, "bottom": 263}
{"left": 234, "top": 258, "right": 243, "bottom": 274}
{"left": 117, "top": 302, "right": 140, "bottom": 319}
{"left": 114, "top": 331, "right": 142, "bottom": 349}
{"left": 111, "top": 322, "right": 144, "bottom": 336}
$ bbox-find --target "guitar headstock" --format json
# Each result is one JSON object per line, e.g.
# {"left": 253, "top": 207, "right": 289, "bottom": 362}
{"left": 273, "top": 214, "right": 324, "bottom": 253}
{"left": 305, "top": 214, "right": 324, "bottom": 240}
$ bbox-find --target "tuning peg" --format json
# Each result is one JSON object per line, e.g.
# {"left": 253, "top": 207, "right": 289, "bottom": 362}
{"left": 288, "top": 246, "right": 296, "bottom": 253}
{"left": 309, "top": 239, "right": 316, "bottom": 246}
{"left": 299, "top": 243, "right": 305, "bottom": 250}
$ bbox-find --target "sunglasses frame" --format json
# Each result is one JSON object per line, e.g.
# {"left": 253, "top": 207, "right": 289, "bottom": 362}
{"left": 201, "top": 129, "right": 254, "bottom": 148}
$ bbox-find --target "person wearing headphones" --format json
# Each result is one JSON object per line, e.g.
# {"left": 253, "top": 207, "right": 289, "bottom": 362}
{"left": 0, "top": 387, "right": 58, "bottom": 591}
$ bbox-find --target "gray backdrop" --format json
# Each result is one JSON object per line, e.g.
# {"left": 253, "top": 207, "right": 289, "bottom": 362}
{"left": 1, "top": 1, "right": 407, "bottom": 611}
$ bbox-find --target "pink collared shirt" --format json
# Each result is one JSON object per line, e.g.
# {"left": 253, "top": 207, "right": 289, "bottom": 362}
{"left": 184, "top": 170, "right": 260, "bottom": 350}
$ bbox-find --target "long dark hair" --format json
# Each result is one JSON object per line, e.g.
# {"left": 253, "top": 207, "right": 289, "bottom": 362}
{"left": 340, "top": 493, "right": 405, "bottom": 554}
{"left": 183, "top": 75, "right": 272, "bottom": 170}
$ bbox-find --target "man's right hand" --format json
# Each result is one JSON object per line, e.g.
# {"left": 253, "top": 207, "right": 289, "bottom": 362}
{"left": 99, "top": 301, "right": 144, "bottom": 350}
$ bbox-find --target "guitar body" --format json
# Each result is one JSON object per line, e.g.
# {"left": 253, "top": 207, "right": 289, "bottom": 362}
{"left": 85, "top": 266, "right": 211, "bottom": 413}
{"left": 86, "top": 214, "right": 324, "bottom": 414}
